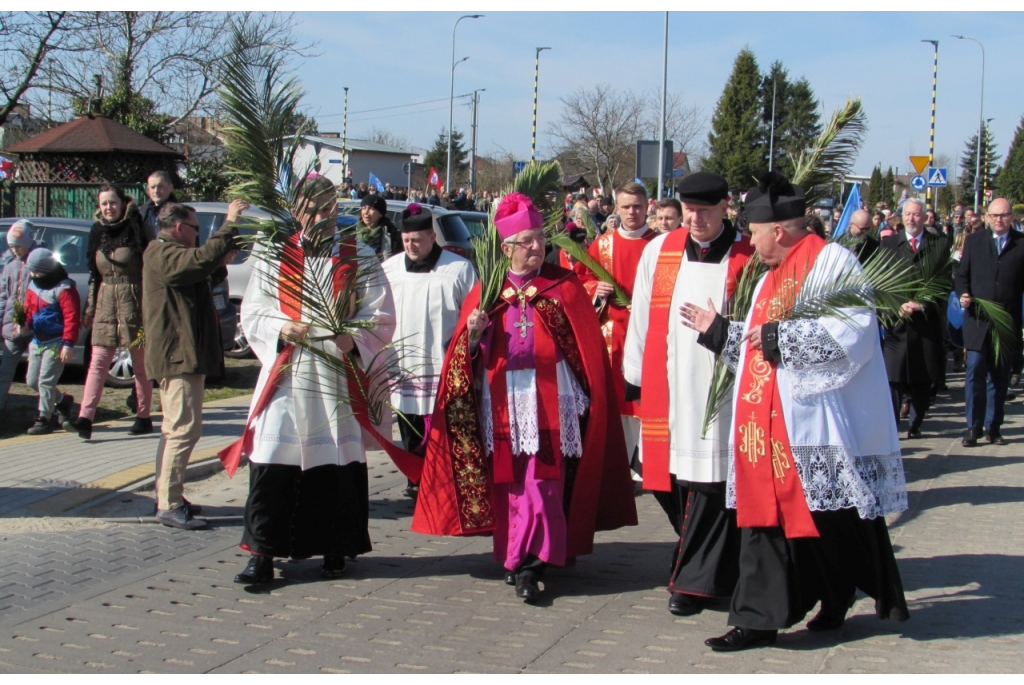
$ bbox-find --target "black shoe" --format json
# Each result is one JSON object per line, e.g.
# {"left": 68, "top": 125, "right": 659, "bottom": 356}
{"left": 128, "top": 416, "right": 153, "bottom": 435}
{"left": 64, "top": 416, "right": 92, "bottom": 439}
{"left": 403, "top": 481, "right": 419, "bottom": 499}
{"left": 704, "top": 627, "right": 777, "bottom": 652}
{"left": 807, "top": 608, "right": 847, "bottom": 631}
{"left": 234, "top": 555, "right": 274, "bottom": 584}
{"left": 152, "top": 497, "right": 202, "bottom": 516}
{"left": 155, "top": 504, "right": 207, "bottom": 530}
{"left": 668, "top": 592, "right": 705, "bottom": 616}
{"left": 986, "top": 431, "right": 1008, "bottom": 446}
{"left": 1006, "top": 392, "right": 1017, "bottom": 401}
{"left": 515, "top": 574, "right": 541, "bottom": 603}
{"left": 907, "top": 428, "right": 922, "bottom": 440}
{"left": 27, "top": 416, "right": 55, "bottom": 435}
{"left": 321, "top": 555, "right": 347, "bottom": 578}
{"left": 126, "top": 388, "right": 138, "bottom": 414}
{"left": 55, "top": 393, "right": 74, "bottom": 425}
{"left": 504, "top": 571, "right": 517, "bottom": 586}
{"left": 962, "top": 429, "right": 980, "bottom": 447}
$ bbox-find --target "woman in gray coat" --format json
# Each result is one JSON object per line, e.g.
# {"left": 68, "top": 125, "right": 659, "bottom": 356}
{"left": 65, "top": 185, "right": 153, "bottom": 439}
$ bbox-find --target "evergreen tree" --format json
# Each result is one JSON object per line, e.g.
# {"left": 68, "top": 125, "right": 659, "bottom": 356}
{"left": 883, "top": 167, "right": 895, "bottom": 209}
{"left": 996, "top": 115, "right": 1024, "bottom": 205}
{"left": 959, "top": 128, "right": 1000, "bottom": 206}
{"left": 422, "top": 128, "right": 469, "bottom": 191}
{"left": 867, "top": 164, "right": 883, "bottom": 208}
{"left": 705, "top": 49, "right": 767, "bottom": 192}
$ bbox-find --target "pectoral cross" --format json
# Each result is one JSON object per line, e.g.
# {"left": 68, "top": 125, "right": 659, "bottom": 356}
{"left": 513, "top": 312, "right": 533, "bottom": 338}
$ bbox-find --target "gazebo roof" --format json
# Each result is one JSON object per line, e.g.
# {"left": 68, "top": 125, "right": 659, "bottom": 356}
{"left": 6, "top": 114, "right": 179, "bottom": 157}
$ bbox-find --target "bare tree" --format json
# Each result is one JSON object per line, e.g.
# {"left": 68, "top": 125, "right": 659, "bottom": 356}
{"left": 474, "top": 149, "right": 518, "bottom": 194}
{"left": 547, "top": 84, "right": 705, "bottom": 191}
{"left": 0, "top": 12, "right": 85, "bottom": 127}
{"left": 365, "top": 126, "right": 410, "bottom": 151}
{"left": 23, "top": 11, "right": 316, "bottom": 131}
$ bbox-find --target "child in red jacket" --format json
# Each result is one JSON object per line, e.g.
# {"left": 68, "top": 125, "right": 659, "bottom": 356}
{"left": 19, "top": 248, "right": 81, "bottom": 435}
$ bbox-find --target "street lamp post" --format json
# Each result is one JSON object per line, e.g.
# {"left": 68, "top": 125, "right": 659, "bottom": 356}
{"left": 342, "top": 87, "right": 349, "bottom": 180}
{"left": 953, "top": 34, "right": 985, "bottom": 213}
{"left": 470, "top": 88, "right": 486, "bottom": 193}
{"left": 532, "top": 47, "right": 551, "bottom": 163}
{"left": 922, "top": 40, "right": 938, "bottom": 210}
{"left": 448, "top": 14, "right": 483, "bottom": 193}
{"left": 657, "top": 12, "right": 668, "bottom": 200}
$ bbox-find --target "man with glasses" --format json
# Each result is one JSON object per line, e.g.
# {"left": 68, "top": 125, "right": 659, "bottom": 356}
{"left": 144, "top": 201, "right": 243, "bottom": 529}
{"left": 413, "top": 192, "right": 637, "bottom": 604}
{"left": 955, "top": 198, "right": 1024, "bottom": 446}
{"left": 843, "top": 208, "right": 880, "bottom": 264}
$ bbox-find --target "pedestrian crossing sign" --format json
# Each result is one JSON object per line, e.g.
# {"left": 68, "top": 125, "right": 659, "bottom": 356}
{"left": 927, "top": 167, "right": 948, "bottom": 187}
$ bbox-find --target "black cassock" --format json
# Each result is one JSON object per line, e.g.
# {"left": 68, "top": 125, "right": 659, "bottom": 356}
{"left": 241, "top": 462, "right": 371, "bottom": 560}
{"left": 728, "top": 509, "right": 909, "bottom": 630}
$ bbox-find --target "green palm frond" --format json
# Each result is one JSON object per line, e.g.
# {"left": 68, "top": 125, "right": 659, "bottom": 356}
{"left": 548, "top": 232, "right": 630, "bottom": 307}
{"left": 878, "top": 240, "right": 953, "bottom": 328}
{"left": 790, "top": 98, "right": 868, "bottom": 207}
{"left": 472, "top": 228, "right": 510, "bottom": 313}
{"left": 511, "top": 161, "right": 564, "bottom": 211}
{"left": 973, "top": 297, "right": 1018, "bottom": 366}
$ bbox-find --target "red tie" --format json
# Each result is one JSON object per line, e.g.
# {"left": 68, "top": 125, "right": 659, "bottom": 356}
{"left": 910, "top": 237, "right": 918, "bottom": 252}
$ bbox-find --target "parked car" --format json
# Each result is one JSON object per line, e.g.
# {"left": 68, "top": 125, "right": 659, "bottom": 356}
{"left": 454, "top": 210, "right": 489, "bottom": 240}
{"left": 0, "top": 217, "right": 236, "bottom": 387}
{"left": 336, "top": 199, "right": 475, "bottom": 261}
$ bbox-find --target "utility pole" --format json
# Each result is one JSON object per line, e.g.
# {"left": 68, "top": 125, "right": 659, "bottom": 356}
{"left": 768, "top": 77, "right": 777, "bottom": 172}
{"left": 922, "top": 40, "right": 939, "bottom": 210}
{"left": 531, "top": 47, "right": 551, "bottom": 163}
{"left": 470, "top": 89, "right": 485, "bottom": 193}
{"left": 342, "top": 87, "right": 349, "bottom": 180}
{"left": 657, "top": 12, "right": 668, "bottom": 200}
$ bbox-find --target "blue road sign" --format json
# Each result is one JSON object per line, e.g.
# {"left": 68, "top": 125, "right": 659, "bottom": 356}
{"left": 514, "top": 161, "right": 527, "bottom": 174}
{"left": 911, "top": 174, "right": 927, "bottom": 191}
{"left": 927, "top": 167, "right": 948, "bottom": 187}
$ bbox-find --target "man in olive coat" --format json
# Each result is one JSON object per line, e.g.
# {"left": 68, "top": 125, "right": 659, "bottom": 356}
{"left": 143, "top": 201, "right": 242, "bottom": 529}
{"left": 880, "top": 199, "right": 950, "bottom": 439}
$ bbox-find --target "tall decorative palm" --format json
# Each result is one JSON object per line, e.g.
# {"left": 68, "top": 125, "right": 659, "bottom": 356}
{"left": 791, "top": 98, "right": 868, "bottom": 207}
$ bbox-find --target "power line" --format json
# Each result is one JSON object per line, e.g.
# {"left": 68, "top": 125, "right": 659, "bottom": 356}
{"left": 316, "top": 93, "right": 472, "bottom": 120}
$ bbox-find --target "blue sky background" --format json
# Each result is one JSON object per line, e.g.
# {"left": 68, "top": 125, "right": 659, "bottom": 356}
{"left": 291, "top": 11, "right": 1021, "bottom": 180}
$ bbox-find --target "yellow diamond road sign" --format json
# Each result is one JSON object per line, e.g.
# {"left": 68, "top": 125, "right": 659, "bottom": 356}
{"left": 910, "top": 156, "right": 931, "bottom": 174}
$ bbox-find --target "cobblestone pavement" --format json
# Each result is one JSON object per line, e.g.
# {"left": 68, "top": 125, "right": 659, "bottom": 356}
{"left": 0, "top": 373, "right": 1021, "bottom": 673}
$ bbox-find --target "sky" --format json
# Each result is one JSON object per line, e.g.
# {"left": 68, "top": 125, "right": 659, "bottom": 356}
{"left": 288, "top": 10, "right": 1022, "bottom": 182}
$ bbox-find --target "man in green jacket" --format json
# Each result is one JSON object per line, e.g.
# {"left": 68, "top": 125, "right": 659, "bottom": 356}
{"left": 143, "top": 200, "right": 243, "bottom": 529}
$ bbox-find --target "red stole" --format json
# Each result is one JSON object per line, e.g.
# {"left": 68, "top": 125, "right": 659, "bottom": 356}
{"left": 733, "top": 233, "right": 825, "bottom": 538}
{"left": 639, "top": 228, "right": 752, "bottom": 491}
{"left": 218, "top": 232, "right": 422, "bottom": 482}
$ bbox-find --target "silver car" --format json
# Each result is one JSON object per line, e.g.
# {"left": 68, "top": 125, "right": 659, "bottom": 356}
{"left": 0, "top": 217, "right": 236, "bottom": 387}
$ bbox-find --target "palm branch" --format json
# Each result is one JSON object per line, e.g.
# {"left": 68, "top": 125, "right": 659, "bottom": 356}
{"left": 878, "top": 240, "right": 953, "bottom": 329}
{"left": 790, "top": 98, "right": 867, "bottom": 207}
{"left": 973, "top": 297, "right": 1018, "bottom": 366}
{"left": 471, "top": 228, "right": 509, "bottom": 313}
{"left": 217, "top": 23, "right": 407, "bottom": 428}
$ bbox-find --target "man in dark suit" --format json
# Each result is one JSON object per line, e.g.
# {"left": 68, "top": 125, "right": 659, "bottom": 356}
{"left": 846, "top": 208, "right": 880, "bottom": 264}
{"left": 954, "top": 198, "right": 1024, "bottom": 446}
{"left": 880, "top": 199, "right": 950, "bottom": 439}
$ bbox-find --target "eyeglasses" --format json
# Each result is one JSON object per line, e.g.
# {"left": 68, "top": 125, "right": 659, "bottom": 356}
{"left": 987, "top": 213, "right": 1012, "bottom": 220}
{"left": 509, "top": 236, "right": 546, "bottom": 248}
{"left": 179, "top": 222, "right": 200, "bottom": 231}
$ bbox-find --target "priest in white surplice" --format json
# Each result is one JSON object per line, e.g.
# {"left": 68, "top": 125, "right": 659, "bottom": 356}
{"left": 624, "top": 172, "right": 753, "bottom": 619}
{"left": 383, "top": 203, "right": 477, "bottom": 498}
{"left": 682, "top": 172, "right": 909, "bottom": 652}
{"left": 232, "top": 176, "right": 397, "bottom": 585}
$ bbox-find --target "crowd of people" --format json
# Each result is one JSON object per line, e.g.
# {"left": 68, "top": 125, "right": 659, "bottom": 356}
{"left": 2, "top": 161, "right": 1021, "bottom": 653}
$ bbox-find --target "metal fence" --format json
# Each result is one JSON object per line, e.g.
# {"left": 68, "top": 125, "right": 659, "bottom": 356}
{"left": 1, "top": 182, "right": 146, "bottom": 220}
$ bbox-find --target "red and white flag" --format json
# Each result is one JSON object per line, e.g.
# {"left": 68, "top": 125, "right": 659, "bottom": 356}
{"left": 428, "top": 166, "right": 441, "bottom": 190}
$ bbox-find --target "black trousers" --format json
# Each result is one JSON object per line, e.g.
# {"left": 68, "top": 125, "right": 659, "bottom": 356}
{"left": 667, "top": 481, "right": 741, "bottom": 598}
{"left": 241, "top": 462, "right": 372, "bottom": 560}
{"left": 728, "top": 509, "right": 909, "bottom": 631}
{"left": 890, "top": 382, "right": 930, "bottom": 431}
{"left": 397, "top": 413, "right": 427, "bottom": 455}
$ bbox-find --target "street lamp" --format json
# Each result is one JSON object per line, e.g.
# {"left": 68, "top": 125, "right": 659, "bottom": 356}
{"left": 953, "top": 34, "right": 985, "bottom": 213}
{"left": 448, "top": 14, "right": 483, "bottom": 193}
{"left": 921, "top": 40, "right": 938, "bottom": 210}
{"left": 470, "top": 88, "right": 486, "bottom": 193}
{"left": 531, "top": 47, "right": 551, "bottom": 163}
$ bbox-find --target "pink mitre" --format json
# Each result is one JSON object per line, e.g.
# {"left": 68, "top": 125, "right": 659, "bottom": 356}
{"left": 494, "top": 192, "right": 543, "bottom": 240}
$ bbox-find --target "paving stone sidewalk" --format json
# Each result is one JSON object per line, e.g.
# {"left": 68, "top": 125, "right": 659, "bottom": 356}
{"left": 0, "top": 374, "right": 1021, "bottom": 673}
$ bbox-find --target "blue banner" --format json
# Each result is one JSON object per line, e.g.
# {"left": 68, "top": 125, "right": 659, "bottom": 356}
{"left": 369, "top": 172, "right": 385, "bottom": 193}
{"left": 831, "top": 183, "right": 861, "bottom": 239}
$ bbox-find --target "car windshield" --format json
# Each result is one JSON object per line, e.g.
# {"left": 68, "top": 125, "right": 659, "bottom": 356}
{"left": 197, "top": 211, "right": 255, "bottom": 265}
{"left": 460, "top": 215, "right": 488, "bottom": 239}
{"left": 437, "top": 214, "right": 471, "bottom": 242}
